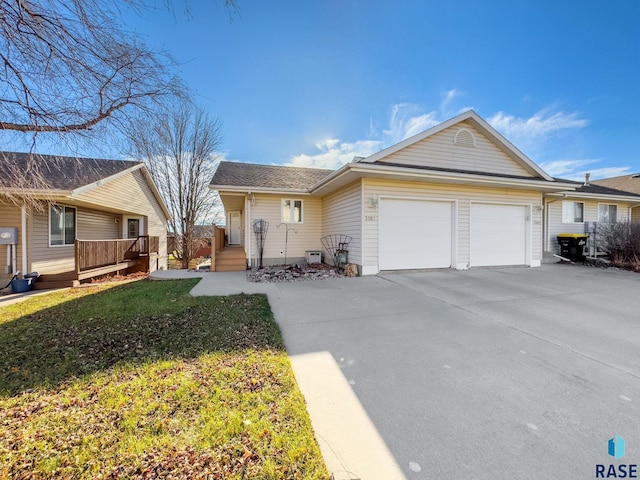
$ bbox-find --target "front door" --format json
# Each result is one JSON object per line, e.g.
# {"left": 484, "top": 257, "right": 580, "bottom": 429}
{"left": 127, "top": 218, "right": 140, "bottom": 239}
{"left": 229, "top": 212, "right": 241, "bottom": 245}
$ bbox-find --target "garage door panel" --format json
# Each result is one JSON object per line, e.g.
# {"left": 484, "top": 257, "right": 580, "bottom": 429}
{"left": 471, "top": 204, "right": 526, "bottom": 267}
{"left": 380, "top": 199, "right": 452, "bottom": 270}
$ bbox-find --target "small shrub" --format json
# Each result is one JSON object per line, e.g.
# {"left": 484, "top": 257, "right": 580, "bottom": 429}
{"left": 597, "top": 222, "right": 640, "bottom": 269}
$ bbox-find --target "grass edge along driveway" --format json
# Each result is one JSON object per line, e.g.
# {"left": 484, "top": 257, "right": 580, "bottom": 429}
{"left": 0, "top": 279, "right": 328, "bottom": 479}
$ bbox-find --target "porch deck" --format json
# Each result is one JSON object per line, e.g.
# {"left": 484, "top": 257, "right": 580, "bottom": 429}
{"left": 34, "top": 236, "right": 160, "bottom": 289}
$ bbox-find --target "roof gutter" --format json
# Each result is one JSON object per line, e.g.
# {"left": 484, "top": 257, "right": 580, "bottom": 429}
{"left": 0, "top": 188, "right": 72, "bottom": 197}
{"left": 210, "top": 185, "right": 312, "bottom": 195}
{"left": 308, "top": 162, "right": 362, "bottom": 191}
{"left": 546, "top": 191, "right": 640, "bottom": 202}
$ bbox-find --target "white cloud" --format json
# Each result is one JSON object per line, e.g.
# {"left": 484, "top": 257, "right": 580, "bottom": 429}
{"left": 563, "top": 166, "right": 632, "bottom": 182}
{"left": 287, "top": 138, "right": 382, "bottom": 170}
{"left": 538, "top": 159, "right": 631, "bottom": 181}
{"left": 537, "top": 159, "right": 599, "bottom": 177}
{"left": 440, "top": 89, "right": 459, "bottom": 112}
{"left": 383, "top": 104, "right": 440, "bottom": 145}
{"left": 487, "top": 109, "right": 589, "bottom": 144}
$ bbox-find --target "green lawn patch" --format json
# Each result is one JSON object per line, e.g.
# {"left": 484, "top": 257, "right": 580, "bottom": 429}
{"left": 0, "top": 280, "right": 328, "bottom": 479}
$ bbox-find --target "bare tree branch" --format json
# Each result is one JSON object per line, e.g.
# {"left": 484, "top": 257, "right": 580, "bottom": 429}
{"left": 0, "top": 0, "right": 186, "bottom": 136}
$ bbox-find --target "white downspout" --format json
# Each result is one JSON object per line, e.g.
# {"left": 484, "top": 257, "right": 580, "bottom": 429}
{"left": 21, "top": 205, "right": 27, "bottom": 274}
{"left": 246, "top": 195, "right": 252, "bottom": 269}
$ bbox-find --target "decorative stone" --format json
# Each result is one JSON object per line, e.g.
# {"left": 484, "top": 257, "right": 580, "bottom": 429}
{"left": 247, "top": 263, "right": 347, "bottom": 283}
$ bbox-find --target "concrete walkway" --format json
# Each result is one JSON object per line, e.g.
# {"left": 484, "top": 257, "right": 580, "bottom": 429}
{"left": 151, "top": 269, "right": 406, "bottom": 480}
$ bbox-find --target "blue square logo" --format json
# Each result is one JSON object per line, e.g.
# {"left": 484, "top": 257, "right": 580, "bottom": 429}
{"left": 608, "top": 436, "right": 625, "bottom": 459}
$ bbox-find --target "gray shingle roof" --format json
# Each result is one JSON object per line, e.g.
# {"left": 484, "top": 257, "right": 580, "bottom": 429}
{"left": 554, "top": 177, "right": 640, "bottom": 198}
{"left": 210, "top": 161, "right": 334, "bottom": 190}
{"left": 0, "top": 151, "right": 140, "bottom": 190}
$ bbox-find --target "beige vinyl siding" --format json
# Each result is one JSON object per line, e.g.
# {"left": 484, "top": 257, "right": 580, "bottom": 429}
{"left": 378, "top": 120, "right": 534, "bottom": 177}
{"left": 321, "top": 181, "right": 362, "bottom": 266}
{"left": 545, "top": 199, "right": 632, "bottom": 254}
{"left": 73, "top": 169, "right": 168, "bottom": 270}
{"left": 0, "top": 203, "right": 23, "bottom": 282}
{"left": 248, "top": 194, "right": 322, "bottom": 265}
{"left": 632, "top": 208, "right": 640, "bottom": 224}
{"left": 30, "top": 206, "right": 75, "bottom": 274}
{"left": 77, "top": 208, "right": 120, "bottom": 240}
{"left": 362, "top": 179, "right": 542, "bottom": 271}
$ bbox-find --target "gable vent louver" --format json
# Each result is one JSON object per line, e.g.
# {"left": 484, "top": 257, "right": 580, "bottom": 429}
{"left": 454, "top": 128, "right": 476, "bottom": 148}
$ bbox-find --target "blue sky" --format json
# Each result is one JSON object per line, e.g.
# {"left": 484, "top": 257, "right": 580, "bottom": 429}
{"left": 15, "top": 0, "right": 640, "bottom": 180}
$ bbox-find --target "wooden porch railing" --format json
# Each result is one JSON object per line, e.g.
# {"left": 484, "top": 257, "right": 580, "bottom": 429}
{"left": 211, "top": 225, "right": 225, "bottom": 272}
{"left": 75, "top": 235, "right": 160, "bottom": 273}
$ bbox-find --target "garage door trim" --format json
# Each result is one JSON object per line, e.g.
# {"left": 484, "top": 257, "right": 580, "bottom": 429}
{"left": 378, "top": 195, "right": 458, "bottom": 271}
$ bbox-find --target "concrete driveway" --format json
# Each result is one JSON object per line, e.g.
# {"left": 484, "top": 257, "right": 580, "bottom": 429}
{"left": 265, "top": 264, "right": 640, "bottom": 479}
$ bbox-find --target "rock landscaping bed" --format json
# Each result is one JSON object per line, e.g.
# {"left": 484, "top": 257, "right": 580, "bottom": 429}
{"left": 247, "top": 263, "right": 345, "bottom": 282}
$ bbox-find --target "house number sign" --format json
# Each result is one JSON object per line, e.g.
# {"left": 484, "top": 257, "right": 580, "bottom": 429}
{"left": 364, "top": 215, "right": 378, "bottom": 222}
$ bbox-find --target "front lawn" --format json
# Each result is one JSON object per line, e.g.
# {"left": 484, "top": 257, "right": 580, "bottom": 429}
{"left": 0, "top": 280, "right": 328, "bottom": 479}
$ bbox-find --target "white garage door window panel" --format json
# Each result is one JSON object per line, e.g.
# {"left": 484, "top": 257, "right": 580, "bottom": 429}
{"left": 379, "top": 199, "right": 453, "bottom": 270}
{"left": 471, "top": 203, "right": 527, "bottom": 267}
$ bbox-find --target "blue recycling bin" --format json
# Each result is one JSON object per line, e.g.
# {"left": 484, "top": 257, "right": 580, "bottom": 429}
{"left": 10, "top": 278, "right": 32, "bottom": 293}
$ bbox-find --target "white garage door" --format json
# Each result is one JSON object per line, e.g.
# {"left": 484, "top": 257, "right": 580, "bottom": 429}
{"left": 379, "top": 199, "right": 452, "bottom": 270}
{"left": 470, "top": 203, "right": 527, "bottom": 267}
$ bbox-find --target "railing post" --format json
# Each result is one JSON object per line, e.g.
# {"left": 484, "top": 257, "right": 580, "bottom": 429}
{"left": 75, "top": 239, "right": 80, "bottom": 273}
{"left": 211, "top": 232, "right": 216, "bottom": 272}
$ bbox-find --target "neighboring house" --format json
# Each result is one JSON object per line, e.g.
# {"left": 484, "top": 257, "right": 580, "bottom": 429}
{"left": 168, "top": 225, "right": 213, "bottom": 259}
{"left": 543, "top": 179, "right": 640, "bottom": 256}
{"left": 592, "top": 174, "right": 640, "bottom": 223}
{"left": 209, "top": 110, "right": 640, "bottom": 275}
{"left": 0, "top": 152, "right": 171, "bottom": 289}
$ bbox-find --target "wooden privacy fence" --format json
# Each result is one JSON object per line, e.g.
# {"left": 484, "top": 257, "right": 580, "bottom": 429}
{"left": 213, "top": 225, "right": 225, "bottom": 253}
{"left": 75, "top": 236, "right": 159, "bottom": 273}
{"left": 211, "top": 225, "right": 225, "bottom": 272}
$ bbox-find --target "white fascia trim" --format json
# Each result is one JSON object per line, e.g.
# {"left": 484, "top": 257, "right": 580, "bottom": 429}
{"left": 2, "top": 188, "right": 71, "bottom": 197}
{"left": 343, "top": 163, "right": 575, "bottom": 191}
{"left": 355, "top": 110, "right": 554, "bottom": 181}
{"left": 546, "top": 191, "right": 640, "bottom": 202}
{"left": 138, "top": 166, "right": 172, "bottom": 220}
{"left": 71, "top": 163, "right": 144, "bottom": 196}
{"left": 308, "top": 163, "right": 352, "bottom": 191}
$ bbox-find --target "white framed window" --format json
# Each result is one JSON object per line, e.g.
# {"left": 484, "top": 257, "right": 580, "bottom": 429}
{"left": 49, "top": 204, "right": 76, "bottom": 246}
{"left": 281, "top": 199, "right": 303, "bottom": 223}
{"left": 598, "top": 204, "right": 618, "bottom": 223}
{"left": 562, "top": 201, "right": 584, "bottom": 223}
